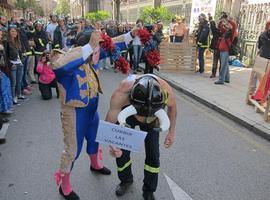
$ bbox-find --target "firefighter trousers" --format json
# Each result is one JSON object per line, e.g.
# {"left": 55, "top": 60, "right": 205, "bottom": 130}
{"left": 116, "top": 116, "right": 160, "bottom": 193}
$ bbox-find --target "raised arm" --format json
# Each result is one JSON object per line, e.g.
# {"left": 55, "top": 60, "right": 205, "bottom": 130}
{"left": 52, "top": 44, "right": 93, "bottom": 77}
{"left": 52, "top": 30, "right": 102, "bottom": 77}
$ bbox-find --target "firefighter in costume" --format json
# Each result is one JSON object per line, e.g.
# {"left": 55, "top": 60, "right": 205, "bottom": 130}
{"left": 106, "top": 74, "right": 177, "bottom": 200}
{"left": 51, "top": 30, "right": 137, "bottom": 200}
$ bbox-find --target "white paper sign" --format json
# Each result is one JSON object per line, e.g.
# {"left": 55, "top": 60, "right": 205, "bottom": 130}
{"left": 96, "top": 120, "right": 147, "bottom": 152}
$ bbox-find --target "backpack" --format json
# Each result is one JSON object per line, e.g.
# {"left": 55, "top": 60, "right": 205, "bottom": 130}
{"left": 225, "top": 30, "right": 240, "bottom": 56}
{"left": 229, "top": 36, "right": 240, "bottom": 56}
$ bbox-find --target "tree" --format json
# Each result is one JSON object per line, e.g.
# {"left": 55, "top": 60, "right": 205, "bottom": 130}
{"left": 55, "top": 0, "right": 70, "bottom": 16}
{"left": 85, "top": 10, "right": 111, "bottom": 22}
{"left": 140, "top": 6, "right": 173, "bottom": 24}
{"left": 15, "top": 0, "right": 44, "bottom": 18}
{"left": 154, "top": 0, "right": 161, "bottom": 8}
{"left": 114, "top": 0, "right": 121, "bottom": 22}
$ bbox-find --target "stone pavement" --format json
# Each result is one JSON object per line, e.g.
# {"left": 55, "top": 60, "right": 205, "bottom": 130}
{"left": 156, "top": 66, "right": 270, "bottom": 140}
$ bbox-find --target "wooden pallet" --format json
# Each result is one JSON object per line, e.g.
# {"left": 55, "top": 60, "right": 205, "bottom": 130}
{"left": 159, "top": 41, "right": 197, "bottom": 71}
{"left": 246, "top": 56, "right": 270, "bottom": 122}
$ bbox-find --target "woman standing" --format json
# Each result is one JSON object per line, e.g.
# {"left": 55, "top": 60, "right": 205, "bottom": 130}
{"left": 0, "top": 28, "right": 13, "bottom": 117}
{"left": 6, "top": 24, "right": 26, "bottom": 104}
{"left": 132, "top": 19, "right": 143, "bottom": 73}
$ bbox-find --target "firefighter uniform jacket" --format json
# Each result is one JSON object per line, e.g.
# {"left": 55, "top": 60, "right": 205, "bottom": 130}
{"left": 33, "top": 29, "right": 48, "bottom": 56}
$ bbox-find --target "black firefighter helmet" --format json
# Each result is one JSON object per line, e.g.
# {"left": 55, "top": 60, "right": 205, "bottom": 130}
{"left": 130, "top": 75, "right": 165, "bottom": 116}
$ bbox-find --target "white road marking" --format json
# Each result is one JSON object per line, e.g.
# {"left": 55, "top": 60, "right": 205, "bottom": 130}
{"left": 164, "top": 173, "right": 193, "bottom": 200}
{"left": 0, "top": 123, "right": 9, "bottom": 139}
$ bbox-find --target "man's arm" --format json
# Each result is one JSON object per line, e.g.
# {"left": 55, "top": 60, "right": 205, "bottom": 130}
{"left": 105, "top": 80, "right": 132, "bottom": 158}
{"left": 105, "top": 80, "right": 131, "bottom": 123}
{"left": 159, "top": 79, "right": 177, "bottom": 148}
{"left": 52, "top": 44, "right": 93, "bottom": 77}
{"left": 52, "top": 30, "right": 102, "bottom": 77}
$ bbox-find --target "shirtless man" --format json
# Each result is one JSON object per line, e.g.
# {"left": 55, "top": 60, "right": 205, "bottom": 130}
{"left": 106, "top": 74, "right": 177, "bottom": 200}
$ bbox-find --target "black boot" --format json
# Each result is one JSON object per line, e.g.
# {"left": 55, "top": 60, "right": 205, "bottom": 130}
{"left": 115, "top": 181, "right": 133, "bottom": 196}
{"left": 59, "top": 187, "right": 80, "bottom": 200}
{"left": 90, "top": 166, "right": 111, "bottom": 175}
{"left": 143, "top": 192, "right": 155, "bottom": 200}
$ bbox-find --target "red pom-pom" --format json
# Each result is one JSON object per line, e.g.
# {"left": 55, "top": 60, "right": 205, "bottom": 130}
{"left": 114, "top": 56, "right": 130, "bottom": 74}
{"left": 100, "top": 33, "right": 115, "bottom": 51}
{"left": 138, "top": 28, "right": 151, "bottom": 45}
{"left": 145, "top": 49, "right": 160, "bottom": 67}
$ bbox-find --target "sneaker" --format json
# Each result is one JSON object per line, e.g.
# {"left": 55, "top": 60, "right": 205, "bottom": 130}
{"left": 210, "top": 74, "right": 216, "bottom": 78}
{"left": 0, "top": 138, "right": 6, "bottom": 144}
{"left": 214, "top": 81, "right": 224, "bottom": 85}
{"left": 225, "top": 80, "right": 230, "bottom": 83}
{"left": 2, "top": 118, "right": 9, "bottom": 123}
{"left": 13, "top": 97, "right": 18, "bottom": 104}
{"left": 18, "top": 95, "right": 27, "bottom": 100}
{"left": 2, "top": 110, "right": 14, "bottom": 115}
{"left": 23, "top": 89, "right": 32, "bottom": 95}
{"left": 115, "top": 181, "right": 133, "bottom": 196}
{"left": 143, "top": 192, "right": 156, "bottom": 200}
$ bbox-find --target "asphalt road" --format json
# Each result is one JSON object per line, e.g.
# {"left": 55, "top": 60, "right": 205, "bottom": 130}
{"left": 1, "top": 70, "right": 270, "bottom": 200}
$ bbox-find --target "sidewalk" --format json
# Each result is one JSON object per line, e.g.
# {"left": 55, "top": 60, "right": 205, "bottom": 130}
{"left": 156, "top": 66, "right": 270, "bottom": 140}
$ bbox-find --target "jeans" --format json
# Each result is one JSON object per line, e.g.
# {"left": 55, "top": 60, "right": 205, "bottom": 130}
{"left": 22, "top": 57, "right": 28, "bottom": 90}
{"left": 27, "top": 55, "right": 36, "bottom": 82}
{"left": 218, "top": 51, "right": 230, "bottom": 83}
{"left": 133, "top": 45, "right": 142, "bottom": 70}
{"left": 10, "top": 64, "right": 23, "bottom": 98}
{"left": 198, "top": 47, "right": 206, "bottom": 73}
{"left": 212, "top": 50, "right": 220, "bottom": 76}
{"left": 169, "top": 35, "right": 174, "bottom": 43}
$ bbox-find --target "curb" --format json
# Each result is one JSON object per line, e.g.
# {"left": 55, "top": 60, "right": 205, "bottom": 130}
{"left": 157, "top": 73, "right": 270, "bottom": 142}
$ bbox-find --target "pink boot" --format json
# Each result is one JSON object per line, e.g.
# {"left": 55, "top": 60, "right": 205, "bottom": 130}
{"left": 54, "top": 171, "right": 80, "bottom": 200}
{"left": 89, "top": 148, "right": 111, "bottom": 175}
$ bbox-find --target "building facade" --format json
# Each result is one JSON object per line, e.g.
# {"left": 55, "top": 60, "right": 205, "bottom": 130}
{"left": 36, "top": 0, "right": 57, "bottom": 17}
{"left": 0, "top": 0, "right": 16, "bottom": 18}
{"left": 70, "top": 0, "right": 113, "bottom": 19}
{"left": 120, "top": 0, "right": 193, "bottom": 23}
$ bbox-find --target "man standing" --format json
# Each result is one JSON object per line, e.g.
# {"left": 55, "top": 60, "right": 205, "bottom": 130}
{"left": 52, "top": 29, "right": 138, "bottom": 200}
{"left": 33, "top": 21, "right": 48, "bottom": 65}
{"left": 208, "top": 14, "right": 221, "bottom": 78}
{"left": 53, "top": 17, "right": 68, "bottom": 50}
{"left": 196, "top": 13, "right": 210, "bottom": 74}
{"left": 215, "top": 13, "right": 237, "bottom": 85}
{"left": 106, "top": 74, "right": 177, "bottom": 200}
{"left": 46, "top": 14, "right": 58, "bottom": 48}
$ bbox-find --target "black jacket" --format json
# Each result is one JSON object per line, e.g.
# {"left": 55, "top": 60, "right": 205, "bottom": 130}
{"left": 5, "top": 42, "right": 23, "bottom": 64}
{"left": 196, "top": 21, "right": 210, "bottom": 48}
{"left": 209, "top": 20, "right": 221, "bottom": 50}
{"left": 33, "top": 29, "right": 48, "bottom": 55}
{"left": 52, "top": 26, "right": 64, "bottom": 49}
{"left": 258, "top": 31, "right": 270, "bottom": 59}
{"left": 153, "top": 29, "right": 164, "bottom": 45}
